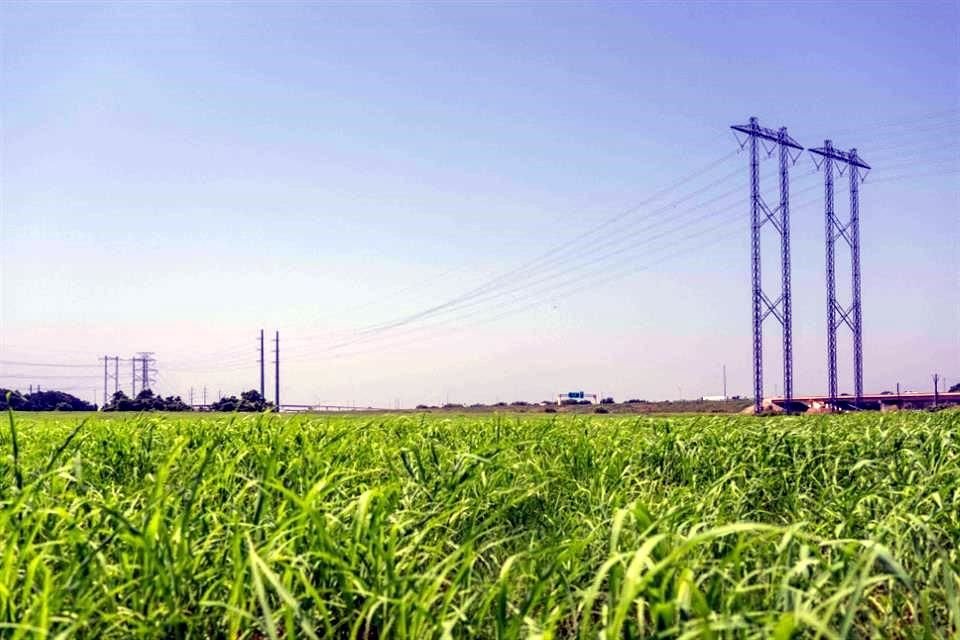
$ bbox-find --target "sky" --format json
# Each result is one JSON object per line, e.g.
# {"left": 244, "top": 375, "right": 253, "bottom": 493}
{"left": 1, "top": 1, "right": 958, "bottom": 407}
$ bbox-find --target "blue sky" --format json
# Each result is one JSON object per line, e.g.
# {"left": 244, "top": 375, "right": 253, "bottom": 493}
{"left": 1, "top": 1, "right": 957, "bottom": 406}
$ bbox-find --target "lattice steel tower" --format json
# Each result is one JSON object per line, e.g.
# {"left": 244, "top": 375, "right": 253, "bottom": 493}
{"left": 731, "top": 117, "right": 803, "bottom": 414}
{"left": 809, "top": 141, "right": 870, "bottom": 410}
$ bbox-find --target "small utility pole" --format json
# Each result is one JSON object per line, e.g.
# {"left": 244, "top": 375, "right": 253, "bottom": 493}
{"left": 131, "top": 357, "right": 138, "bottom": 396}
{"left": 933, "top": 373, "right": 940, "bottom": 408}
{"left": 722, "top": 364, "right": 727, "bottom": 401}
{"left": 273, "top": 330, "right": 280, "bottom": 411}
{"left": 189, "top": 387, "right": 194, "bottom": 407}
{"left": 259, "top": 329, "right": 265, "bottom": 399}
{"left": 203, "top": 386, "right": 207, "bottom": 407}
{"left": 103, "top": 355, "right": 108, "bottom": 407}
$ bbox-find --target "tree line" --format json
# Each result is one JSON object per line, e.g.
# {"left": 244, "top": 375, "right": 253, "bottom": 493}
{"left": 1, "top": 389, "right": 96, "bottom": 412}
{"left": 1, "top": 388, "right": 275, "bottom": 412}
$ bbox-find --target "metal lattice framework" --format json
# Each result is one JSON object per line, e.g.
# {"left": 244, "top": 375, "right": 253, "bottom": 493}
{"left": 809, "top": 141, "right": 870, "bottom": 410}
{"left": 101, "top": 355, "right": 119, "bottom": 405}
{"left": 731, "top": 117, "right": 803, "bottom": 414}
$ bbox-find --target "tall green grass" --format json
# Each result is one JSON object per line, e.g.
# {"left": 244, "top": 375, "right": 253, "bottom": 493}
{"left": 2, "top": 410, "right": 958, "bottom": 638}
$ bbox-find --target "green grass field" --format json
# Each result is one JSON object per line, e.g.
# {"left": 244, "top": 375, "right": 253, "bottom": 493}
{"left": 2, "top": 410, "right": 958, "bottom": 639}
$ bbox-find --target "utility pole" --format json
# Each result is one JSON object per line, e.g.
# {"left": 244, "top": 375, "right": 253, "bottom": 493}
{"left": 722, "top": 364, "right": 728, "bottom": 401}
{"left": 273, "top": 330, "right": 280, "bottom": 412}
{"left": 810, "top": 142, "right": 871, "bottom": 410}
{"left": 933, "top": 373, "right": 940, "bottom": 408}
{"left": 731, "top": 118, "right": 803, "bottom": 414}
{"left": 103, "top": 356, "right": 108, "bottom": 408}
{"left": 259, "top": 329, "right": 265, "bottom": 399}
{"left": 203, "top": 386, "right": 207, "bottom": 407}
{"left": 189, "top": 387, "right": 194, "bottom": 407}
{"left": 113, "top": 356, "right": 119, "bottom": 395}
{"left": 131, "top": 357, "right": 138, "bottom": 397}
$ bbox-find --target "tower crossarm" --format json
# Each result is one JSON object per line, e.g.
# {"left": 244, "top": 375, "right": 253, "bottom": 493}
{"left": 731, "top": 122, "right": 804, "bottom": 150}
{"left": 809, "top": 146, "right": 871, "bottom": 170}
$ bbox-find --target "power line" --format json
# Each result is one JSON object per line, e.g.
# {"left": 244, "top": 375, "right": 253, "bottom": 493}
{"left": 828, "top": 108, "right": 957, "bottom": 135}
{"left": 287, "top": 198, "right": 758, "bottom": 362}
{"left": 294, "top": 173, "right": 846, "bottom": 366}
{"left": 275, "top": 162, "right": 937, "bottom": 365}
{"left": 0, "top": 359, "right": 102, "bottom": 368}
{"left": 286, "top": 150, "right": 743, "bottom": 348}
{"left": 277, "top": 169, "right": 880, "bottom": 366}
{"left": 292, "top": 163, "right": 749, "bottom": 350}
{"left": 315, "top": 217, "right": 751, "bottom": 363}
{"left": 284, "top": 166, "right": 814, "bottom": 360}
{"left": 282, "top": 152, "right": 852, "bottom": 360}
{"left": 0, "top": 373, "right": 101, "bottom": 379}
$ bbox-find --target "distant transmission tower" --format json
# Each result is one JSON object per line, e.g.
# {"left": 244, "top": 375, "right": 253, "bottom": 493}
{"left": 809, "top": 141, "right": 871, "bottom": 410}
{"left": 131, "top": 356, "right": 138, "bottom": 396}
{"left": 731, "top": 117, "right": 804, "bottom": 414}
{"left": 101, "top": 355, "right": 119, "bottom": 406}
{"left": 135, "top": 352, "right": 157, "bottom": 392}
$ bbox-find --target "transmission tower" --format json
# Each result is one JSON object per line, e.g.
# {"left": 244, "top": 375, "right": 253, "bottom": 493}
{"left": 135, "top": 352, "right": 157, "bottom": 392}
{"left": 101, "top": 355, "right": 119, "bottom": 407}
{"left": 809, "top": 141, "right": 871, "bottom": 410}
{"left": 731, "top": 117, "right": 803, "bottom": 414}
